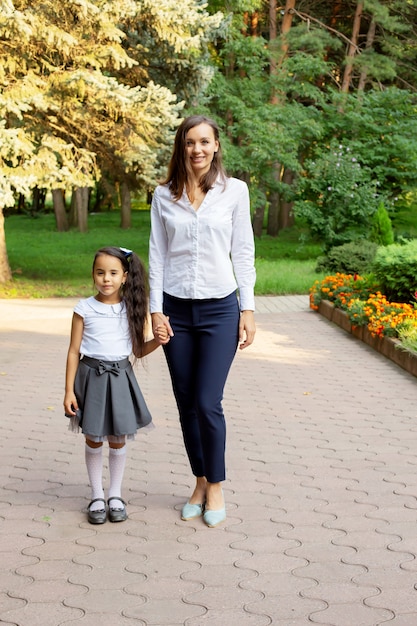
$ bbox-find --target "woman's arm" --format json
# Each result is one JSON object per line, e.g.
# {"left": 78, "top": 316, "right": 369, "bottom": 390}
{"left": 231, "top": 182, "right": 256, "bottom": 313}
{"left": 231, "top": 182, "right": 256, "bottom": 349}
{"left": 149, "top": 188, "right": 169, "bottom": 315}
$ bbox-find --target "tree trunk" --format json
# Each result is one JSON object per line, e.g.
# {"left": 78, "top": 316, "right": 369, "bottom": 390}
{"left": 267, "top": 0, "right": 295, "bottom": 236}
{"left": 120, "top": 181, "right": 131, "bottom": 229}
{"left": 250, "top": 11, "right": 259, "bottom": 36}
{"left": 279, "top": 200, "right": 294, "bottom": 229}
{"left": 269, "top": 0, "right": 277, "bottom": 76}
{"left": 69, "top": 190, "right": 78, "bottom": 227}
{"left": 17, "top": 194, "right": 26, "bottom": 214}
{"left": 52, "top": 189, "right": 69, "bottom": 232}
{"left": 358, "top": 18, "right": 376, "bottom": 91}
{"left": 267, "top": 195, "right": 280, "bottom": 236}
{"left": 330, "top": 1, "right": 343, "bottom": 28}
{"left": 267, "top": 162, "right": 281, "bottom": 236}
{"left": 0, "top": 209, "right": 12, "bottom": 283}
{"left": 341, "top": 1, "right": 363, "bottom": 93}
{"left": 276, "top": 0, "right": 296, "bottom": 70}
{"left": 278, "top": 168, "right": 295, "bottom": 230}
{"left": 73, "top": 187, "right": 89, "bottom": 233}
{"left": 252, "top": 203, "right": 266, "bottom": 237}
{"left": 32, "top": 188, "right": 40, "bottom": 213}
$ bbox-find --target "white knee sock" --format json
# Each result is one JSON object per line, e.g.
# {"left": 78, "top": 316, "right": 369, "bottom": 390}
{"left": 85, "top": 443, "right": 104, "bottom": 511}
{"left": 108, "top": 445, "right": 127, "bottom": 509}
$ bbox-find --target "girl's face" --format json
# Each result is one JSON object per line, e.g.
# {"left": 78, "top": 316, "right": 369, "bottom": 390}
{"left": 185, "top": 123, "right": 219, "bottom": 177}
{"left": 93, "top": 253, "right": 127, "bottom": 303}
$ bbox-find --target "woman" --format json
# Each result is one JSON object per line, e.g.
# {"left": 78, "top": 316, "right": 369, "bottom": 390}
{"left": 149, "top": 115, "right": 256, "bottom": 528}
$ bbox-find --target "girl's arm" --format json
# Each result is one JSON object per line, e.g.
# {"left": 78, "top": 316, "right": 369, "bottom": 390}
{"left": 63, "top": 313, "right": 83, "bottom": 415}
{"left": 140, "top": 324, "right": 169, "bottom": 357}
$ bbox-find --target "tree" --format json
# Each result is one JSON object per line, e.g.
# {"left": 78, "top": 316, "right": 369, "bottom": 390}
{"left": 267, "top": 0, "right": 296, "bottom": 236}
{"left": 85, "top": 0, "right": 225, "bottom": 224}
{"left": 294, "top": 88, "right": 417, "bottom": 250}
{"left": 0, "top": 126, "right": 98, "bottom": 280}
{"left": 0, "top": 0, "right": 224, "bottom": 280}
{"left": 203, "top": 0, "right": 417, "bottom": 241}
{"left": 204, "top": 1, "right": 334, "bottom": 236}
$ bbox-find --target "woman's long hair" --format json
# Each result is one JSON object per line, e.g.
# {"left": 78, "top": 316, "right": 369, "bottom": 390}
{"left": 93, "top": 247, "right": 148, "bottom": 358}
{"left": 163, "top": 115, "right": 227, "bottom": 201}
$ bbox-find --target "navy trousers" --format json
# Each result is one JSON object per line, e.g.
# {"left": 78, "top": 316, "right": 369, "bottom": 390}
{"left": 163, "top": 292, "right": 240, "bottom": 483}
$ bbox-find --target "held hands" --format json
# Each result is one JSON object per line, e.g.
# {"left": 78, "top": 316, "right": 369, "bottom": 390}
{"left": 239, "top": 310, "right": 256, "bottom": 350}
{"left": 152, "top": 312, "right": 174, "bottom": 345}
{"left": 154, "top": 324, "right": 169, "bottom": 343}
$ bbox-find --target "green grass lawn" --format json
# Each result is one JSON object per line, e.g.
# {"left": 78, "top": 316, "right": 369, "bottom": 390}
{"left": 2, "top": 210, "right": 325, "bottom": 298}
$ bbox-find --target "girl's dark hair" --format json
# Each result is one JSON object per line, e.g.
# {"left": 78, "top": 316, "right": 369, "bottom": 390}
{"left": 163, "top": 115, "right": 227, "bottom": 201}
{"left": 93, "top": 247, "right": 149, "bottom": 358}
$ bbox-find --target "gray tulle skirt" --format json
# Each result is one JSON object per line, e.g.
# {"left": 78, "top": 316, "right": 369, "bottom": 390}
{"left": 68, "top": 356, "right": 152, "bottom": 440}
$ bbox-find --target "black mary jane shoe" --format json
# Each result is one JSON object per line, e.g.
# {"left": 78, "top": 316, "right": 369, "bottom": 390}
{"left": 87, "top": 498, "right": 107, "bottom": 524}
{"left": 108, "top": 497, "right": 127, "bottom": 523}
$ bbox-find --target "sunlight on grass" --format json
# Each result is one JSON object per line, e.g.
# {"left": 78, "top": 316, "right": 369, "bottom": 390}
{"left": 255, "top": 258, "right": 325, "bottom": 295}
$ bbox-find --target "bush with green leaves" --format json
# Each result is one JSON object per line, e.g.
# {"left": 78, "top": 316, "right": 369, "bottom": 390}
{"left": 294, "top": 89, "right": 417, "bottom": 252}
{"left": 316, "top": 240, "right": 378, "bottom": 275}
{"left": 295, "top": 140, "right": 385, "bottom": 251}
{"left": 372, "top": 240, "right": 417, "bottom": 302}
{"left": 370, "top": 202, "right": 394, "bottom": 245}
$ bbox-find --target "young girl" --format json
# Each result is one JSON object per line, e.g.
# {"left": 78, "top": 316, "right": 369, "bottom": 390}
{"left": 64, "top": 246, "right": 167, "bottom": 524}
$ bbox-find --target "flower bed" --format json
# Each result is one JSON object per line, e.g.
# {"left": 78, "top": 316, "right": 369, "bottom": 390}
{"left": 310, "top": 273, "right": 417, "bottom": 378}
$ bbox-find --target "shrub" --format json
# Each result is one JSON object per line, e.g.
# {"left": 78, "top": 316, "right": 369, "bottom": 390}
{"left": 370, "top": 202, "right": 394, "bottom": 246}
{"left": 372, "top": 240, "right": 417, "bottom": 302}
{"left": 316, "top": 240, "right": 378, "bottom": 274}
{"left": 294, "top": 140, "right": 387, "bottom": 252}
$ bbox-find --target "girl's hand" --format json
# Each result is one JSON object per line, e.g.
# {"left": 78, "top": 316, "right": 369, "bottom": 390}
{"left": 155, "top": 324, "right": 169, "bottom": 343}
{"left": 239, "top": 310, "right": 256, "bottom": 350}
{"left": 64, "top": 392, "right": 78, "bottom": 416}
{"left": 151, "top": 312, "right": 173, "bottom": 345}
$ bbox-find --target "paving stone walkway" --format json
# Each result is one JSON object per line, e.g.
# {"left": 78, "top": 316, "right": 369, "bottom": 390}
{"left": 1, "top": 295, "right": 417, "bottom": 626}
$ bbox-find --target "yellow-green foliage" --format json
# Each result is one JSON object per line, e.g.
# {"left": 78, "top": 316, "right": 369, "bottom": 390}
{"left": 0, "top": 0, "right": 225, "bottom": 208}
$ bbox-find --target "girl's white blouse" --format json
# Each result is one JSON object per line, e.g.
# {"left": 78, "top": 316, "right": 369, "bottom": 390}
{"left": 149, "top": 177, "right": 256, "bottom": 313}
{"left": 74, "top": 297, "right": 132, "bottom": 361}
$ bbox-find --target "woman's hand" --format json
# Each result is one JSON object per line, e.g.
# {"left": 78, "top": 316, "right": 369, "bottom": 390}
{"left": 151, "top": 312, "right": 174, "bottom": 345}
{"left": 239, "top": 310, "right": 256, "bottom": 350}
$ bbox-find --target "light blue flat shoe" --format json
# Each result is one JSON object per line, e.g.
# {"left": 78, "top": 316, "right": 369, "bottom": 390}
{"left": 181, "top": 502, "right": 204, "bottom": 521}
{"left": 203, "top": 507, "right": 226, "bottom": 528}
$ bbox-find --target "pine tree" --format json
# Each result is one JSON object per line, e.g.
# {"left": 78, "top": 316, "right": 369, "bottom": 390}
{"left": 0, "top": 0, "right": 224, "bottom": 280}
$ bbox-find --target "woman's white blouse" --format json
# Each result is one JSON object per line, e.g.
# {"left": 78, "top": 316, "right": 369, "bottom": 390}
{"left": 149, "top": 177, "right": 256, "bottom": 312}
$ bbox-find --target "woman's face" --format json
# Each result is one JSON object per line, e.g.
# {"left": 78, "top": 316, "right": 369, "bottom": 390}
{"left": 185, "top": 123, "right": 219, "bottom": 177}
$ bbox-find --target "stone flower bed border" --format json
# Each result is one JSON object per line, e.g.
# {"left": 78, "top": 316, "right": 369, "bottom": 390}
{"left": 317, "top": 300, "right": 417, "bottom": 379}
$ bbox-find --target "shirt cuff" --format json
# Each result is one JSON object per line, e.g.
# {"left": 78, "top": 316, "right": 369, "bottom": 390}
{"left": 239, "top": 288, "right": 255, "bottom": 312}
{"left": 150, "top": 290, "right": 163, "bottom": 314}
